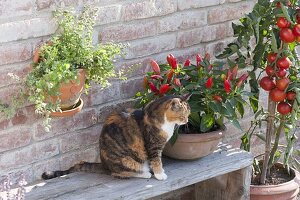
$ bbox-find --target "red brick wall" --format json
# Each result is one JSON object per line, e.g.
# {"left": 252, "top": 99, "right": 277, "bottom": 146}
{"left": 0, "top": 0, "right": 255, "bottom": 183}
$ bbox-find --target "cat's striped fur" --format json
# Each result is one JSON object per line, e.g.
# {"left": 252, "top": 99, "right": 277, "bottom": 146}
{"left": 42, "top": 95, "right": 191, "bottom": 181}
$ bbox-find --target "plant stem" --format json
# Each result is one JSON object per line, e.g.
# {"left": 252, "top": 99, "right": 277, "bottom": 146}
{"left": 260, "top": 98, "right": 276, "bottom": 184}
{"left": 268, "top": 116, "right": 285, "bottom": 168}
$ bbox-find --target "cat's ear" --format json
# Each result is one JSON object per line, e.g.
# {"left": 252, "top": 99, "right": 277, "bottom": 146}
{"left": 181, "top": 93, "right": 192, "bottom": 101}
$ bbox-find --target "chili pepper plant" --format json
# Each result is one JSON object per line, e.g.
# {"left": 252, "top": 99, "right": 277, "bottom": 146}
{"left": 218, "top": 0, "right": 300, "bottom": 185}
{"left": 135, "top": 53, "right": 249, "bottom": 143}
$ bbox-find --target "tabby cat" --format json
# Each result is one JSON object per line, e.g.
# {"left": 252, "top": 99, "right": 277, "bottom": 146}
{"left": 42, "top": 94, "right": 191, "bottom": 181}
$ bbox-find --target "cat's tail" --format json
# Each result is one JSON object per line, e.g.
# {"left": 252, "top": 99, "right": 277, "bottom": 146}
{"left": 41, "top": 161, "right": 107, "bottom": 180}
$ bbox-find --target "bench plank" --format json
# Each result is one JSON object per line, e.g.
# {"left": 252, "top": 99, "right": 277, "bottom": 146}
{"left": 25, "top": 144, "right": 252, "bottom": 200}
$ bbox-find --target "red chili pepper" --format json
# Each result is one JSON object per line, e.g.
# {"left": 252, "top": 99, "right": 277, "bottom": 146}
{"left": 204, "top": 53, "right": 210, "bottom": 60}
{"left": 166, "top": 69, "right": 174, "bottom": 82}
{"left": 159, "top": 84, "right": 170, "bottom": 95}
{"left": 167, "top": 54, "right": 177, "bottom": 69}
{"left": 213, "top": 95, "right": 222, "bottom": 102}
{"left": 184, "top": 59, "right": 191, "bottom": 67}
{"left": 226, "top": 69, "right": 232, "bottom": 80}
{"left": 143, "top": 76, "right": 148, "bottom": 89}
{"left": 150, "top": 75, "right": 163, "bottom": 80}
{"left": 236, "top": 73, "right": 249, "bottom": 88}
{"left": 173, "top": 78, "right": 181, "bottom": 87}
{"left": 231, "top": 65, "right": 238, "bottom": 80}
{"left": 205, "top": 77, "right": 213, "bottom": 89}
{"left": 207, "top": 64, "right": 213, "bottom": 72}
{"left": 151, "top": 60, "right": 160, "bottom": 74}
{"left": 224, "top": 79, "right": 231, "bottom": 93}
{"left": 196, "top": 54, "right": 202, "bottom": 66}
{"left": 149, "top": 82, "right": 159, "bottom": 94}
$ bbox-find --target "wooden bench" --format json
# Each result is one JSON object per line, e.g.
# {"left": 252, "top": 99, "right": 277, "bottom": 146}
{"left": 24, "top": 144, "right": 253, "bottom": 200}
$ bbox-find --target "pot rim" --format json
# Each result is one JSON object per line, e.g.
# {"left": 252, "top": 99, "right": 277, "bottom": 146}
{"left": 250, "top": 163, "right": 300, "bottom": 189}
{"left": 174, "top": 127, "right": 225, "bottom": 142}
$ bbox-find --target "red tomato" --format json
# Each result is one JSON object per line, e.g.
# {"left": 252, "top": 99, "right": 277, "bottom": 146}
{"left": 266, "top": 65, "right": 275, "bottom": 77}
{"left": 280, "top": 28, "right": 296, "bottom": 43}
{"left": 276, "top": 77, "right": 290, "bottom": 91}
{"left": 293, "top": 24, "right": 300, "bottom": 37}
{"left": 259, "top": 76, "right": 275, "bottom": 91}
{"left": 270, "top": 88, "right": 287, "bottom": 102}
{"left": 277, "top": 102, "right": 292, "bottom": 115}
{"left": 267, "top": 53, "right": 277, "bottom": 63}
{"left": 286, "top": 91, "right": 296, "bottom": 101}
{"left": 277, "top": 57, "right": 291, "bottom": 69}
{"left": 277, "top": 69, "right": 287, "bottom": 77}
{"left": 277, "top": 17, "right": 291, "bottom": 28}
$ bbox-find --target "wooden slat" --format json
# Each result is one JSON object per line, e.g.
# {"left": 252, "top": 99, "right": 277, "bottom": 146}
{"left": 25, "top": 144, "right": 253, "bottom": 200}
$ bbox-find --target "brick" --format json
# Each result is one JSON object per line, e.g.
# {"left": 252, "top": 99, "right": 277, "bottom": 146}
{"left": 90, "top": 82, "right": 121, "bottom": 106}
{"left": 125, "top": 34, "right": 176, "bottom": 59}
{"left": 116, "top": 57, "right": 152, "bottom": 78}
{"left": 59, "top": 125, "right": 101, "bottom": 153}
{"left": 0, "top": 139, "right": 59, "bottom": 170}
{"left": 205, "top": 38, "right": 235, "bottom": 58}
{"left": 0, "top": 0, "right": 33, "bottom": 19}
{"left": 0, "top": 42, "right": 32, "bottom": 66}
{"left": 0, "top": 126, "right": 32, "bottom": 153}
{"left": 208, "top": 2, "right": 254, "bottom": 24}
{"left": 36, "top": 0, "right": 81, "bottom": 10}
{"left": 120, "top": 78, "right": 144, "bottom": 99}
{"left": 0, "top": 17, "right": 57, "bottom": 43}
{"left": 0, "top": 63, "right": 31, "bottom": 88}
{"left": 176, "top": 23, "right": 232, "bottom": 48}
{"left": 96, "top": 104, "right": 117, "bottom": 123}
{"left": 121, "top": 0, "right": 177, "bottom": 21}
{"left": 60, "top": 145, "right": 99, "bottom": 170}
{"left": 95, "top": 5, "right": 121, "bottom": 25}
{"left": 0, "top": 166, "right": 34, "bottom": 185}
{"left": 32, "top": 158, "right": 60, "bottom": 180}
{"left": 158, "top": 10, "right": 207, "bottom": 33}
{"left": 178, "top": 0, "right": 225, "bottom": 10}
{"left": 99, "top": 20, "right": 157, "bottom": 42}
{"left": 34, "top": 108, "right": 97, "bottom": 141}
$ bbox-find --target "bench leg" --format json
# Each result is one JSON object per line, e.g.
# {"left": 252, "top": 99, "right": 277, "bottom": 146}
{"left": 195, "top": 166, "right": 251, "bottom": 200}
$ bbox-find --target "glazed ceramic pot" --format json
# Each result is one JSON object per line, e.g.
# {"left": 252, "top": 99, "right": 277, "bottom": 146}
{"left": 250, "top": 163, "right": 300, "bottom": 200}
{"left": 163, "top": 128, "right": 224, "bottom": 160}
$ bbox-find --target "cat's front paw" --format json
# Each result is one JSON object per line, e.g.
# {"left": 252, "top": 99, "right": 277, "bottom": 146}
{"left": 154, "top": 172, "right": 167, "bottom": 180}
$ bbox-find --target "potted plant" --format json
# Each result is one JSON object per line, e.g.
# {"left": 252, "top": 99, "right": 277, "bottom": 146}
{"left": 24, "top": 7, "right": 125, "bottom": 131}
{"left": 217, "top": 0, "right": 300, "bottom": 198}
{"left": 135, "top": 53, "right": 249, "bottom": 160}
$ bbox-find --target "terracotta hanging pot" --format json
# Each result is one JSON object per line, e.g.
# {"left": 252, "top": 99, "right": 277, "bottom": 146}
{"left": 250, "top": 163, "right": 300, "bottom": 200}
{"left": 163, "top": 128, "right": 224, "bottom": 160}
{"left": 49, "top": 69, "right": 86, "bottom": 110}
{"left": 50, "top": 98, "right": 84, "bottom": 117}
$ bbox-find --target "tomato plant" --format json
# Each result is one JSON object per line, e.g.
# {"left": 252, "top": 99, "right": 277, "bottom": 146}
{"left": 217, "top": 0, "right": 300, "bottom": 185}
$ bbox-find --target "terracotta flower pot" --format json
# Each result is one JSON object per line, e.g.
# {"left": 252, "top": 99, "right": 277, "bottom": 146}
{"left": 50, "top": 98, "right": 84, "bottom": 117}
{"left": 49, "top": 69, "right": 86, "bottom": 110}
{"left": 250, "top": 163, "right": 300, "bottom": 200}
{"left": 163, "top": 128, "right": 224, "bottom": 160}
